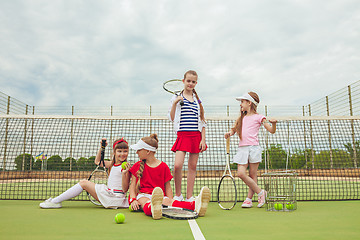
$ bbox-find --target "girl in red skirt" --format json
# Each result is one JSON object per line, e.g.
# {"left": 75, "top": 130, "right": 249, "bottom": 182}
{"left": 168, "top": 70, "right": 207, "bottom": 202}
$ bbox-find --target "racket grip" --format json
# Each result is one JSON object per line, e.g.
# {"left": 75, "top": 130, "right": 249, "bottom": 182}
{"left": 101, "top": 139, "right": 106, "bottom": 150}
{"left": 226, "top": 138, "right": 230, "bottom": 154}
{"left": 180, "top": 100, "right": 184, "bottom": 106}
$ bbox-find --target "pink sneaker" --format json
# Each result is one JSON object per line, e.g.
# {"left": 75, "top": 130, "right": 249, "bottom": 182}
{"left": 257, "top": 190, "right": 267, "bottom": 208}
{"left": 241, "top": 199, "right": 253, "bottom": 208}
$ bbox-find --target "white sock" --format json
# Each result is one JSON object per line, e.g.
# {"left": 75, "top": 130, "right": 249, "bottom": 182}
{"left": 246, "top": 198, "right": 252, "bottom": 202}
{"left": 257, "top": 190, "right": 264, "bottom": 196}
{"left": 52, "top": 183, "right": 83, "bottom": 203}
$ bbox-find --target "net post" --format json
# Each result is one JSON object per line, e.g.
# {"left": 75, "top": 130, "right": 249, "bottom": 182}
{"left": 302, "top": 106, "right": 308, "bottom": 170}
{"left": 348, "top": 85, "right": 358, "bottom": 168}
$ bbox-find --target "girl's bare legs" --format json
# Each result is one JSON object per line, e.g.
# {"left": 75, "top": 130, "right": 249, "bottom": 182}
{"left": 173, "top": 151, "right": 186, "bottom": 197}
{"left": 247, "top": 163, "right": 260, "bottom": 199}
{"left": 187, "top": 153, "right": 199, "bottom": 199}
{"left": 237, "top": 164, "right": 261, "bottom": 194}
{"left": 79, "top": 180, "right": 99, "bottom": 201}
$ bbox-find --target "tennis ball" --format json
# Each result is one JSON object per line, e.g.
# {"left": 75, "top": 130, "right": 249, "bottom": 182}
{"left": 115, "top": 213, "right": 125, "bottom": 224}
{"left": 274, "top": 203, "right": 283, "bottom": 210}
{"left": 121, "top": 162, "right": 127, "bottom": 170}
{"left": 286, "top": 202, "right": 294, "bottom": 210}
{"left": 129, "top": 205, "right": 133, "bottom": 212}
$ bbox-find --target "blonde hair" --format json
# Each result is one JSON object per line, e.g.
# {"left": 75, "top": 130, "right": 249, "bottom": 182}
{"left": 232, "top": 92, "right": 259, "bottom": 140}
{"left": 136, "top": 133, "right": 158, "bottom": 193}
{"left": 183, "top": 70, "right": 206, "bottom": 122}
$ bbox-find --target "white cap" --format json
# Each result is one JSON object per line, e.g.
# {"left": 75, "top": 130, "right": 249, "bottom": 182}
{"left": 235, "top": 93, "right": 258, "bottom": 106}
{"left": 130, "top": 139, "right": 157, "bottom": 152}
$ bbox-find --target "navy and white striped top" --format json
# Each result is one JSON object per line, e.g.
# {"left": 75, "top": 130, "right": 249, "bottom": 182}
{"left": 179, "top": 97, "right": 199, "bottom": 132}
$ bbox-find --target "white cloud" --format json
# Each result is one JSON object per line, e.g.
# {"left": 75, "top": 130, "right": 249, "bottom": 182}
{"left": 0, "top": 0, "right": 359, "bottom": 113}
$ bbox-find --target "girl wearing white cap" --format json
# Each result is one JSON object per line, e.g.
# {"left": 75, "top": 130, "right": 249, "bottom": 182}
{"left": 128, "top": 133, "right": 210, "bottom": 219}
{"left": 224, "top": 92, "right": 277, "bottom": 208}
{"left": 168, "top": 70, "right": 207, "bottom": 202}
{"left": 39, "top": 138, "right": 130, "bottom": 209}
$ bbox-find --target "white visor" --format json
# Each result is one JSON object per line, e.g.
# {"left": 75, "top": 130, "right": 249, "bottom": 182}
{"left": 130, "top": 139, "right": 157, "bottom": 152}
{"left": 235, "top": 93, "right": 258, "bottom": 106}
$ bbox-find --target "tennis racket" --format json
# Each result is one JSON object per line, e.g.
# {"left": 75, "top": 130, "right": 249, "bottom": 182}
{"left": 162, "top": 206, "right": 198, "bottom": 220}
{"left": 217, "top": 137, "right": 237, "bottom": 210}
{"left": 87, "top": 139, "right": 108, "bottom": 206}
{"left": 163, "top": 79, "right": 184, "bottom": 106}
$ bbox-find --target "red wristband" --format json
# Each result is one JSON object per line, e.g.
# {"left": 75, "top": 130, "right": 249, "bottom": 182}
{"left": 129, "top": 198, "right": 136, "bottom": 204}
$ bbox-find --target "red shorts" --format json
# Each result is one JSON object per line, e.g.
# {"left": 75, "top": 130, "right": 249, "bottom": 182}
{"left": 171, "top": 131, "right": 207, "bottom": 153}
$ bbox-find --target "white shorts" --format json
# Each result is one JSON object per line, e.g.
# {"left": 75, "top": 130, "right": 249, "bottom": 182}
{"left": 136, "top": 192, "right": 169, "bottom": 201}
{"left": 95, "top": 184, "right": 129, "bottom": 209}
{"left": 232, "top": 145, "right": 262, "bottom": 165}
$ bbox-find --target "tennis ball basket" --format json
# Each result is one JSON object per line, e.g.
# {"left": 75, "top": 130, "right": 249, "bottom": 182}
{"left": 261, "top": 122, "right": 298, "bottom": 212}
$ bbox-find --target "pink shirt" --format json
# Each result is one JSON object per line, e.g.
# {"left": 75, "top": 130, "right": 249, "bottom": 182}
{"left": 239, "top": 114, "right": 266, "bottom": 146}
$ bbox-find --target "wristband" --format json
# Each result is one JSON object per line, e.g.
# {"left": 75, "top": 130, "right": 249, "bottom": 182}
{"left": 129, "top": 198, "right": 136, "bottom": 204}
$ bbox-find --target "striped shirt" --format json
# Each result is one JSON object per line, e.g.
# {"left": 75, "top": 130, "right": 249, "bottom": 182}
{"left": 179, "top": 97, "right": 199, "bottom": 132}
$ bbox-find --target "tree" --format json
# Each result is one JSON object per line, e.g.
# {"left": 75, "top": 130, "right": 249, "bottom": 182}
{"left": 46, "top": 155, "right": 63, "bottom": 170}
{"left": 14, "top": 154, "right": 34, "bottom": 170}
{"left": 77, "top": 157, "right": 94, "bottom": 171}
{"left": 344, "top": 140, "right": 360, "bottom": 167}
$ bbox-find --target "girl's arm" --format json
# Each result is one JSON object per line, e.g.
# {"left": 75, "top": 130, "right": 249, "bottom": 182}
{"left": 199, "top": 127, "right": 207, "bottom": 152}
{"left": 164, "top": 181, "right": 173, "bottom": 198}
{"left": 129, "top": 175, "right": 140, "bottom": 211}
{"left": 263, "top": 118, "right": 277, "bottom": 134}
{"left": 224, "top": 128, "right": 235, "bottom": 139}
{"left": 94, "top": 140, "right": 112, "bottom": 169}
{"left": 121, "top": 163, "right": 131, "bottom": 192}
{"left": 169, "top": 96, "right": 183, "bottom": 121}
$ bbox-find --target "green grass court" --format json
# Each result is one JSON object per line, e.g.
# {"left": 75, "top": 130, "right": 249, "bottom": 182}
{"left": 1, "top": 200, "right": 359, "bottom": 240}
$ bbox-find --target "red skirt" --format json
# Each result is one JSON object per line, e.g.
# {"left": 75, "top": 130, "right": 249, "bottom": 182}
{"left": 171, "top": 131, "right": 207, "bottom": 153}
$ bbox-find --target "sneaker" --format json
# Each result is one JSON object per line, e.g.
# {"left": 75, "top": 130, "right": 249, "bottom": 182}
{"left": 173, "top": 194, "right": 184, "bottom": 201}
{"left": 195, "top": 186, "right": 211, "bottom": 217}
{"left": 257, "top": 190, "right": 267, "bottom": 208}
{"left": 39, "top": 198, "right": 62, "bottom": 209}
{"left": 151, "top": 187, "right": 164, "bottom": 220}
{"left": 241, "top": 199, "right": 253, "bottom": 208}
{"left": 185, "top": 196, "right": 195, "bottom": 202}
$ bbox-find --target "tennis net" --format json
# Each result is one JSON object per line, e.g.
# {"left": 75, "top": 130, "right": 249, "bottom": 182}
{"left": 0, "top": 115, "right": 359, "bottom": 201}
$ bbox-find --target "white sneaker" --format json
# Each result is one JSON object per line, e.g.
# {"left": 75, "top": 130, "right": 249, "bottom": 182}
{"left": 173, "top": 194, "right": 184, "bottom": 201}
{"left": 39, "top": 198, "right": 62, "bottom": 209}
{"left": 195, "top": 186, "right": 211, "bottom": 217}
{"left": 185, "top": 196, "right": 195, "bottom": 202}
{"left": 151, "top": 187, "right": 164, "bottom": 220}
{"left": 257, "top": 190, "right": 267, "bottom": 208}
{"left": 241, "top": 199, "right": 253, "bottom": 208}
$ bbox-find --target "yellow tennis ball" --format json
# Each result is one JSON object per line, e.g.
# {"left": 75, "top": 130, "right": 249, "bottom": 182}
{"left": 274, "top": 203, "right": 283, "bottom": 210}
{"left": 115, "top": 213, "right": 125, "bottom": 224}
{"left": 286, "top": 202, "right": 294, "bottom": 210}
{"left": 121, "top": 162, "right": 127, "bottom": 170}
{"left": 129, "top": 205, "right": 134, "bottom": 212}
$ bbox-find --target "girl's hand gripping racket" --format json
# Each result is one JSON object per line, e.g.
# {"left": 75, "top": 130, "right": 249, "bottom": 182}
{"left": 217, "top": 138, "right": 237, "bottom": 210}
{"left": 163, "top": 79, "right": 184, "bottom": 106}
{"left": 87, "top": 139, "right": 108, "bottom": 206}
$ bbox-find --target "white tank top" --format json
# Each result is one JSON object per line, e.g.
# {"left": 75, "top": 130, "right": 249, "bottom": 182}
{"left": 107, "top": 164, "right": 123, "bottom": 191}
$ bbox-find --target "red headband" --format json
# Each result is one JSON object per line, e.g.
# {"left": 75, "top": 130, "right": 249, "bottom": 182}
{"left": 113, "top": 138, "right": 128, "bottom": 149}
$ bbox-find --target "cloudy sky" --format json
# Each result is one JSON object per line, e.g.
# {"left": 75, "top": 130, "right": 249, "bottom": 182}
{"left": 1, "top": 0, "right": 359, "bottom": 110}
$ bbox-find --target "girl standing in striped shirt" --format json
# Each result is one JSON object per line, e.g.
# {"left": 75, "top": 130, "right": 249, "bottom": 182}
{"left": 168, "top": 70, "right": 207, "bottom": 202}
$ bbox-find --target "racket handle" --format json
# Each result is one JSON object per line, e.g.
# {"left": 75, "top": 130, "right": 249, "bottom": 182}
{"left": 100, "top": 140, "right": 106, "bottom": 166}
{"left": 226, "top": 138, "right": 230, "bottom": 154}
{"left": 180, "top": 100, "right": 184, "bottom": 106}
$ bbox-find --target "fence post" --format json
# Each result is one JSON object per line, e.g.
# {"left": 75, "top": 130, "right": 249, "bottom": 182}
{"left": 309, "top": 104, "right": 315, "bottom": 169}
{"left": 326, "top": 96, "right": 333, "bottom": 168}
{"left": 2, "top": 97, "right": 11, "bottom": 171}
{"left": 69, "top": 106, "right": 74, "bottom": 171}
{"left": 302, "top": 106, "right": 308, "bottom": 169}
{"left": 22, "top": 105, "right": 29, "bottom": 171}
{"left": 348, "top": 85, "right": 358, "bottom": 168}
{"left": 30, "top": 107, "right": 34, "bottom": 171}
